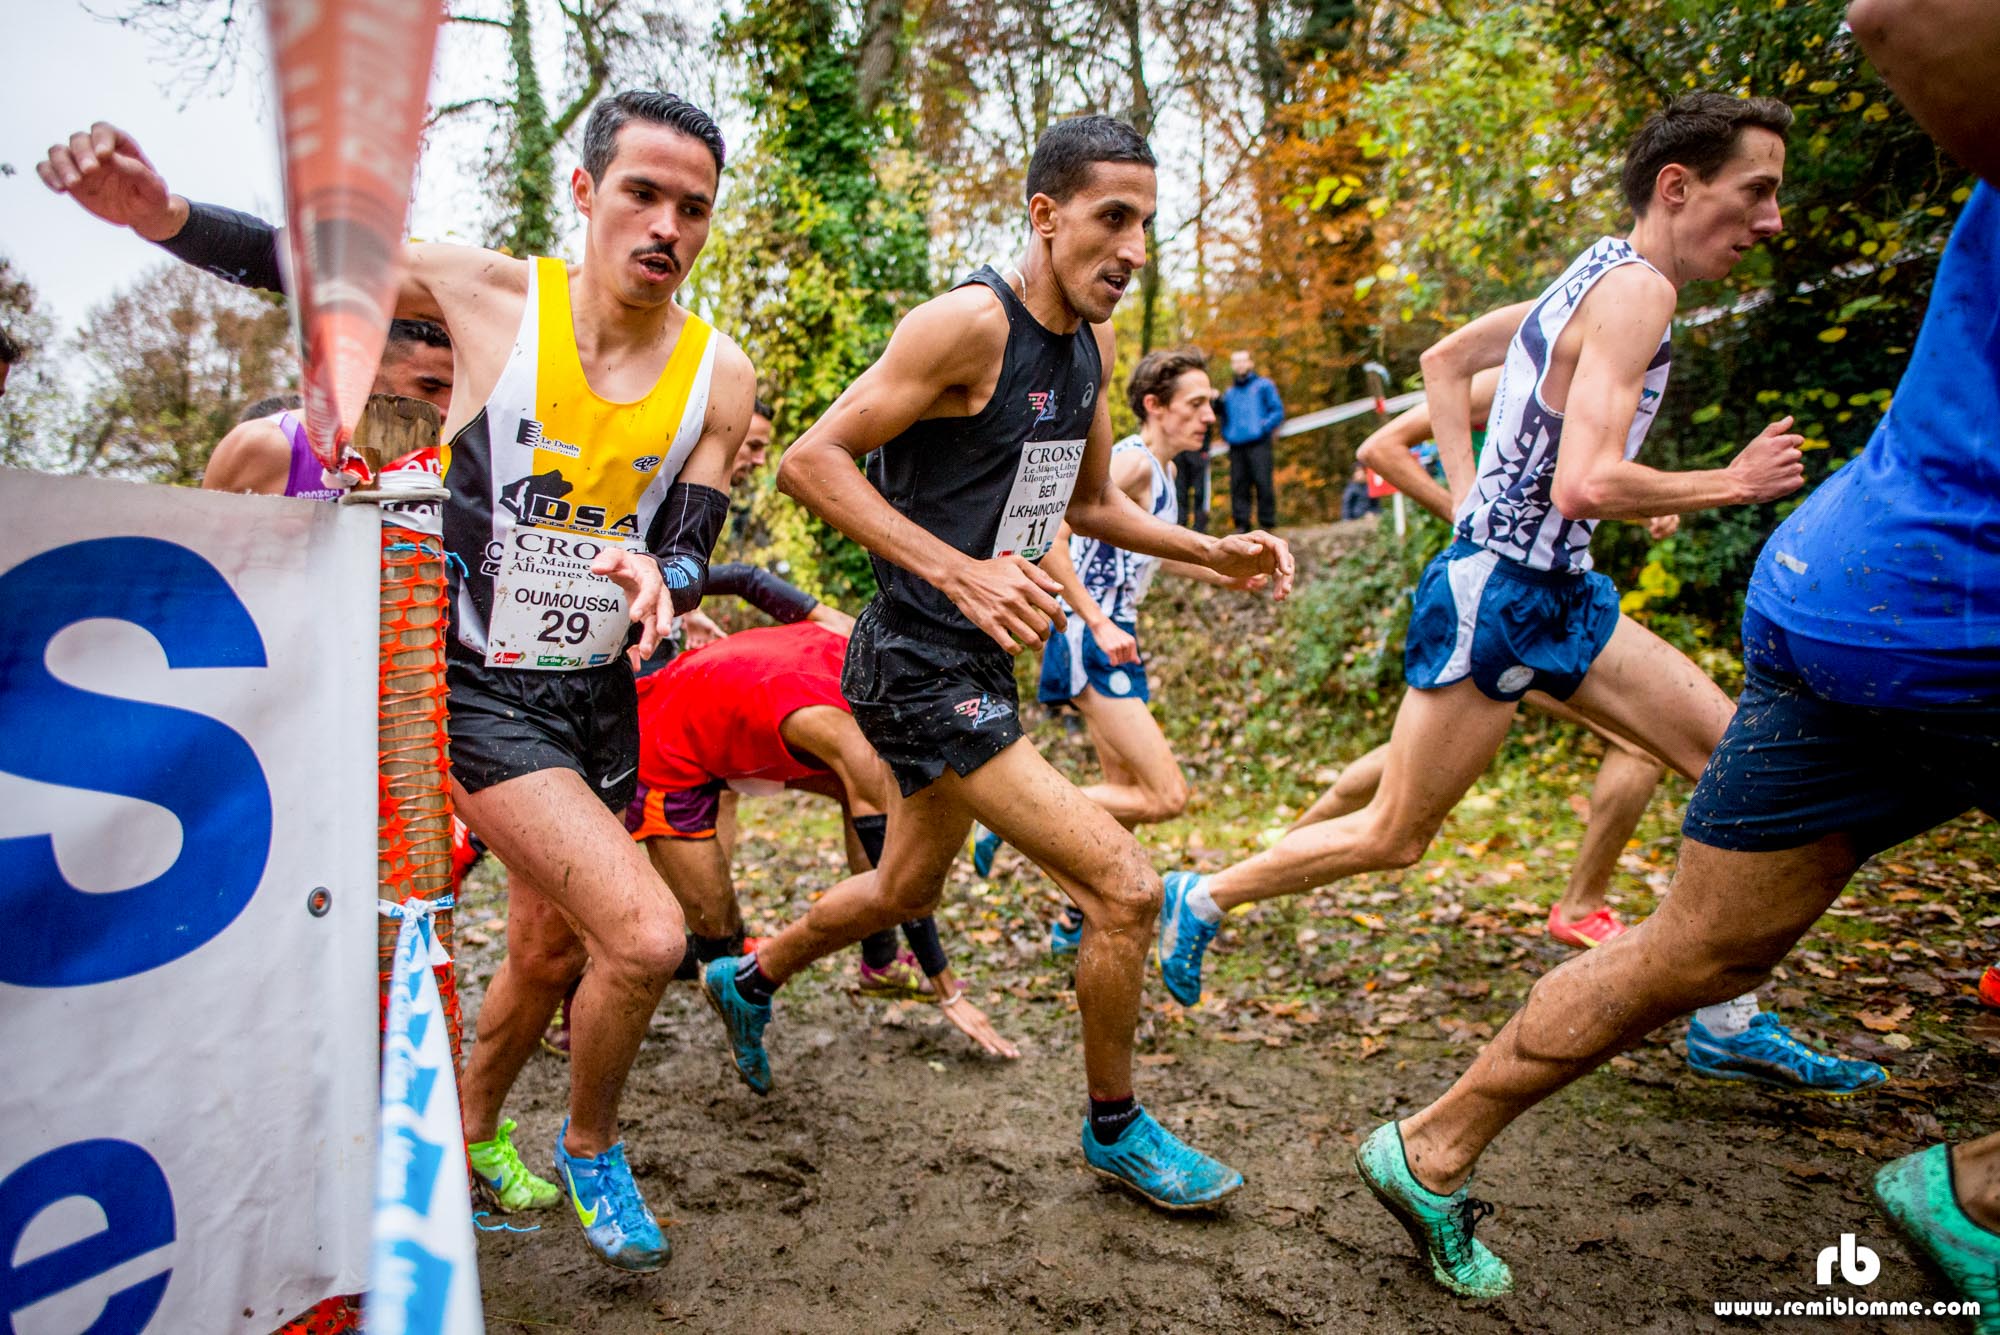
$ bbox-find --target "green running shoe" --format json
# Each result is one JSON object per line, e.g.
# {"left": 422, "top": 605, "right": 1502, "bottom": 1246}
{"left": 1356, "top": 1121, "right": 1513, "bottom": 1299}
{"left": 468, "top": 1118, "right": 561, "bottom": 1212}
{"left": 1873, "top": 1145, "right": 2000, "bottom": 1333}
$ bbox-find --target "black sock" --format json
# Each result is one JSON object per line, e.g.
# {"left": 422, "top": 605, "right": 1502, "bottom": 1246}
{"left": 674, "top": 930, "right": 745, "bottom": 981}
{"left": 860, "top": 928, "right": 901, "bottom": 970}
{"left": 853, "top": 813, "right": 887, "bottom": 867}
{"left": 1061, "top": 906, "right": 1085, "bottom": 929}
{"left": 1089, "top": 1095, "right": 1142, "bottom": 1146}
{"left": 734, "top": 954, "right": 778, "bottom": 1006}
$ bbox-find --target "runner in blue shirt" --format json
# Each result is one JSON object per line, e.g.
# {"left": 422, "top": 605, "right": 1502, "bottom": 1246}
{"left": 1359, "top": 0, "right": 2000, "bottom": 1307}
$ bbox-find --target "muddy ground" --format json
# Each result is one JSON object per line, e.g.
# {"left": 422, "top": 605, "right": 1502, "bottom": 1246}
{"left": 451, "top": 523, "right": 2000, "bottom": 1332}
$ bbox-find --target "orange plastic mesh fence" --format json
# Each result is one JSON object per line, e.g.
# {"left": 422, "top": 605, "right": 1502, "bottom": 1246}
{"left": 272, "top": 522, "right": 462, "bottom": 1335}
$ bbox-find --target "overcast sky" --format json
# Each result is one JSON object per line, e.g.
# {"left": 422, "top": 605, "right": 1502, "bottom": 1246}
{"left": 1, "top": 1, "right": 612, "bottom": 337}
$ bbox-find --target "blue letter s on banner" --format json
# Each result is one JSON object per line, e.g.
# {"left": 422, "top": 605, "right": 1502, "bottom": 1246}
{"left": 0, "top": 537, "right": 273, "bottom": 987}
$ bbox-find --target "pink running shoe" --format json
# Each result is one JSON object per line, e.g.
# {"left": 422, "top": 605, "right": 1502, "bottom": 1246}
{"left": 857, "top": 950, "right": 929, "bottom": 999}
{"left": 1547, "top": 904, "right": 1627, "bottom": 949}
{"left": 1979, "top": 964, "right": 2000, "bottom": 1009}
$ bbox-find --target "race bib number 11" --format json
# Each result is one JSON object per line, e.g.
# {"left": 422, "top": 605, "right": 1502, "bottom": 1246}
{"left": 992, "top": 438, "right": 1084, "bottom": 561}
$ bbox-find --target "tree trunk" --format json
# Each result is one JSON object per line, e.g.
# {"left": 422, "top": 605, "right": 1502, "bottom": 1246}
{"left": 855, "top": 0, "right": 907, "bottom": 115}
{"left": 503, "top": 0, "right": 557, "bottom": 257}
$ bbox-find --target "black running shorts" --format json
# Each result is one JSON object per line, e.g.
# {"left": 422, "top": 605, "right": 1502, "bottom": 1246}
{"left": 842, "top": 601, "right": 1024, "bottom": 798}
{"left": 1682, "top": 657, "right": 1999, "bottom": 858}
{"left": 446, "top": 657, "right": 639, "bottom": 811}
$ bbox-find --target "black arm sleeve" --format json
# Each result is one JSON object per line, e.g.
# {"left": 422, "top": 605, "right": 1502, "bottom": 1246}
{"left": 653, "top": 482, "right": 732, "bottom": 616}
{"left": 154, "top": 201, "right": 286, "bottom": 293}
{"left": 706, "top": 562, "right": 818, "bottom": 624}
{"left": 901, "top": 918, "right": 949, "bottom": 979}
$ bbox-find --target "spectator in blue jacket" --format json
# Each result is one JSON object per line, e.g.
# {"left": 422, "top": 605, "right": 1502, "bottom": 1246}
{"left": 1218, "top": 349, "right": 1284, "bottom": 531}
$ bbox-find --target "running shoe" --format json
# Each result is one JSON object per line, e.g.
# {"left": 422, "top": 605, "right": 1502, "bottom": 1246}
{"left": 551, "top": 1120, "right": 668, "bottom": 1272}
{"left": 857, "top": 949, "right": 929, "bottom": 999}
{"left": 970, "top": 823, "right": 1003, "bottom": 878}
{"left": 1080, "top": 1108, "right": 1243, "bottom": 1210}
{"left": 700, "top": 956, "right": 773, "bottom": 1094}
{"left": 1684, "top": 1011, "right": 1887, "bottom": 1097}
{"left": 1049, "top": 910, "right": 1083, "bottom": 958}
{"left": 1546, "top": 903, "right": 1626, "bottom": 949}
{"left": 1873, "top": 1144, "right": 2000, "bottom": 1334}
{"left": 1979, "top": 964, "right": 2000, "bottom": 1009}
{"left": 1355, "top": 1121, "right": 1513, "bottom": 1299}
{"left": 1157, "top": 871, "right": 1219, "bottom": 1007}
{"left": 467, "top": 1118, "right": 560, "bottom": 1213}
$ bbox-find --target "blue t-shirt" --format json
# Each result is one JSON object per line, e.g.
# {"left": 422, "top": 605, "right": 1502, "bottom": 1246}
{"left": 1746, "top": 183, "right": 2000, "bottom": 707}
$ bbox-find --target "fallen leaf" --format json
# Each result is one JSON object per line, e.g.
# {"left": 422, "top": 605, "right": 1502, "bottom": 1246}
{"left": 1858, "top": 1003, "right": 1913, "bottom": 1032}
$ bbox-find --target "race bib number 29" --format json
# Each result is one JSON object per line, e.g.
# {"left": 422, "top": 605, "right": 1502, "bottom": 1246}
{"left": 992, "top": 438, "right": 1085, "bottom": 561}
{"left": 485, "top": 528, "right": 639, "bottom": 669}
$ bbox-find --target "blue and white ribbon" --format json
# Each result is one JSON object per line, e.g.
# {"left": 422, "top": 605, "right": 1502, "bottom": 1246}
{"left": 364, "top": 899, "right": 483, "bottom": 1335}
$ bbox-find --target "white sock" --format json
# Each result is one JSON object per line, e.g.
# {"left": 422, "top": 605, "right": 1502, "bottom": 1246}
{"left": 1186, "top": 878, "right": 1223, "bottom": 925}
{"left": 1695, "top": 992, "right": 1761, "bottom": 1037}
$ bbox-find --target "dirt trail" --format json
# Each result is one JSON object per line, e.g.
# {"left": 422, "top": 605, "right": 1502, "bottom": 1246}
{"left": 456, "top": 519, "right": 1999, "bottom": 1332}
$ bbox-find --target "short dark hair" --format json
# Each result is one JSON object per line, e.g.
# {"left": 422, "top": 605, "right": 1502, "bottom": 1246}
{"left": 0, "top": 327, "right": 23, "bottom": 364}
{"left": 583, "top": 90, "right": 726, "bottom": 183}
{"left": 1025, "top": 115, "right": 1155, "bottom": 205}
{"left": 387, "top": 318, "right": 450, "bottom": 350}
{"left": 753, "top": 396, "right": 775, "bottom": 421}
{"left": 242, "top": 393, "right": 303, "bottom": 423}
{"left": 1621, "top": 92, "right": 1793, "bottom": 216}
{"left": 1127, "top": 346, "right": 1209, "bottom": 422}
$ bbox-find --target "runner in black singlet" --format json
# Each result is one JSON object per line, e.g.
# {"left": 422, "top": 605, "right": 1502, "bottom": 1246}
{"left": 696, "top": 115, "right": 1292, "bottom": 1212}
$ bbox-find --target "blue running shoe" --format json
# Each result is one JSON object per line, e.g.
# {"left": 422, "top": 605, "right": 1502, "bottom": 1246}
{"left": 552, "top": 1120, "right": 667, "bottom": 1272}
{"left": 970, "top": 823, "right": 1003, "bottom": 878}
{"left": 1049, "top": 910, "right": 1083, "bottom": 958}
{"left": 1355, "top": 1121, "right": 1512, "bottom": 1298}
{"left": 700, "top": 956, "right": 773, "bottom": 1095}
{"left": 1157, "top": 871, "right": 1219, "bottom": 1007}
{"left": 1685, "top": 1011, "right": 1887, "bottom": 1098}
{"left": 1081, "top": 1108, "right": 1243, "bottom": 1210}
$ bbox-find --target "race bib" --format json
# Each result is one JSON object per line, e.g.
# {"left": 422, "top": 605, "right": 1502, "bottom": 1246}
{"left": 484, "top": 527, "right": 643, "bottom": 669}
{"left": 992, "top": 438, "right": 1085, "bottom": 560}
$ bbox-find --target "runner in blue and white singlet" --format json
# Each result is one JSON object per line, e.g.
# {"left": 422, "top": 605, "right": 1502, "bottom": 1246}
{"left": 1037, "top": 434, "right": 1176, "bottom": 707}
{"left": 1456, "top": 238, "right": 1672, "bottom": 574}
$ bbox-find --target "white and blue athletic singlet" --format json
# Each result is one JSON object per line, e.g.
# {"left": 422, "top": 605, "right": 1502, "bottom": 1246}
{"left": 1456, "top": 238, "right": 1672, "bottom": 573}
{"left": 1061, "top": 435, "right": 1176, "bottom": 625}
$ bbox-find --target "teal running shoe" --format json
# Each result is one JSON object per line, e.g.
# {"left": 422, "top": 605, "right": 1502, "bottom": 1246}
{"left": 1081, "top": 1108, "right": 1243, "bottom": 1210}
{"left": 1157, "top": 871, "right": 1219, "bottom": 1006}
{"left": 700, "top": 956, "right": 773, "bottom": 1095}
{"left": 970, "top": 823, "right": 1003, "bottom": 877}
{"left": 1874, "top": 1144, "right": 2000, "bottom": 1333}
{"left": 1685, "top": 1011, "right": 1887, "bottom": 1097}
{"left": 1355, "top": 1121, "right": 1513, "bottom": 1299}
{"left": 1050, "top": 909, "right": 1083, "bottom": 958}
{"left": 551, "top": 1120, "right": 667, "bottom": 1272}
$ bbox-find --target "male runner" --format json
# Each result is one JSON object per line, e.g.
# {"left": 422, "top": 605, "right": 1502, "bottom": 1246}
{"left": 1149, "top": 98, "right": 1816, "bottom": 1105}
{"left": 628, "top": 620, "right": 1017, "bottom": 1056}
{"left": 203, "top": 320, "right": 454, "bottom": 495}
{"left": 699, "top": 115, "right": 1291, "bottom": 1211}
{"left": 1358, "top": 1, "right": 2000, "bottom": 1307}
{"left": 41, "top": 92, "right": 756, "bottom": 1271}
{"left": 965, "top": 347, "right": 1266, "bottom": 954}
{"left": 1346, "top": 378, "right": 1879, "bottom": 1090}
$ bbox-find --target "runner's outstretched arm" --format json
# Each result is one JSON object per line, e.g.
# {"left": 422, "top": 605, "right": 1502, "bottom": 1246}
{"left": 1418, "top": 301, "right": 1532, "bottom": 506}
{"left": 1064, "top": 327, "right": 1294, "bottom": 598}
{"left": 1039, "top": 528, "right": 1139, "bottom": 666}
{"left": 776, "top": 288, "right": 1066, "bottom": 654}
{"left": 1548, "top": 268, "right": 1803, "bottom": 518}
{"left": 1356, "top": 367, "right": 1503, "bottom": 522}
{"left": 1848, "top": 0, "right": 2000, "bottom": 185}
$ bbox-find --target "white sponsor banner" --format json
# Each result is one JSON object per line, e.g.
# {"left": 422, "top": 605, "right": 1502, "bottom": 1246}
{"left": 366, "top": 903, "right": 482, "bottom": 1335}
{"left": 0, "top": 469, "right": 379, "bottom": 1333}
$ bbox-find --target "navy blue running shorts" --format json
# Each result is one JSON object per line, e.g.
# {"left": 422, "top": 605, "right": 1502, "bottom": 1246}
{"left": 1404, "top": 540, "right": 1621, "bottom": 702}
{"left": 1682, "top": 657, "right": 2000, "bottom": 857}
